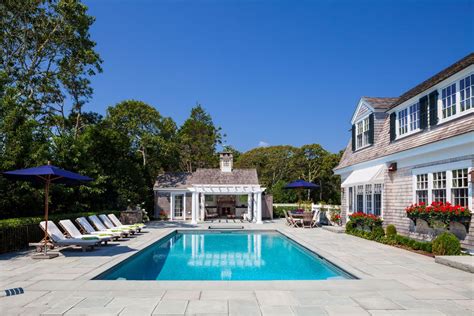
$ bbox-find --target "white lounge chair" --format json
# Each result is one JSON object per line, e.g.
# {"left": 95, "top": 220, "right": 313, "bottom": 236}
{"left": 59, "top": 220, "right": 112, "bottom": 245}
{"left": 99, "top": 214, "right": 136, "bottom": 234}
{"left": 76, "top": 217, "right": 122, "bottom": 240}
{"left": 108, "top": 213, "right": 145, "bottom": 232}
{"left": 39, "top": 221, "right": 99, "bottom": 252}
{"left": 88, "top": 215, "right": 130, "bottom": 237}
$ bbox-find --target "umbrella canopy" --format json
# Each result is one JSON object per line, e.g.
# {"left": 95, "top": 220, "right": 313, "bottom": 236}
{"left": 3, "top": 164, "right": 93, "bottom": 185}
{"left": 283, "top": 179, "right": 320, "bottom": 190}
{"left": 2, "top": 163, "right": 93, "bottom": 258}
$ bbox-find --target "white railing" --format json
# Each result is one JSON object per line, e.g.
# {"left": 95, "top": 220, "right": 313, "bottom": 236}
{"left": 273, "top": 203, "right": 340, "bottom": 212}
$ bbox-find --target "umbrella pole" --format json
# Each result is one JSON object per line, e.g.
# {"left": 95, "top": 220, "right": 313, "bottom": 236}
{"left": 43, "top": 176, "right": 50, "bottom": 256}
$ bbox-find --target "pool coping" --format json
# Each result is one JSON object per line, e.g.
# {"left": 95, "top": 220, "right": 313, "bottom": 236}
{"left": 82, "top": 227, "right": 363, "bottom": 284}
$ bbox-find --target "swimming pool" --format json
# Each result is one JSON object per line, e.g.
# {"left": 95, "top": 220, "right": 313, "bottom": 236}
{"left": 96, "top": 230, "right": 354, "bottom": 281}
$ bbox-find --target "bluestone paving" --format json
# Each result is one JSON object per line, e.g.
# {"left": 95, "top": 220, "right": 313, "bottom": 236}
{"left": 0, "top": 220, "right": 472, "bottom": 315}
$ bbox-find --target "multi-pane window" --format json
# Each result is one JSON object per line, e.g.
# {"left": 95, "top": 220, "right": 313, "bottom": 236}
{"left": 452, "top": 169, "right": 469, "bottom": 206}
{"left": 356, "top": 185, "right": 364, "bottom": 212}
{"left": 356, "top": 117, "right": 370, "bottom": 149}
{"left": 409, "top": 103, "right": 420, "bottom": 131}
{"left": 416, "top": 174, "right": 429, "bottom": 204}
{"left": 460, "top": 74, "right": 474, "bottom": 112}
{"left": 374, "top": 184, "right": 382, "bottom": 216}
{"left": 398, "top": 108, "right": 408, "bottom": 135}
{"left": 432, "top": 172, "right": 447, "bottom": 203}
{"left": 365, "top": 184, "right": 372, "bottom": 214}
{"left": 442, "top": 83, "right": 457, "bottom": 119}
{"left": 348, "top": 187, "right": 353, "bottom": 213}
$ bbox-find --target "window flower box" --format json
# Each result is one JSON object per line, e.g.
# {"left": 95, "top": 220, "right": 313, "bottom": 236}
{"left": 349, "top": 212, "right": 383, "bottom": 231}
{"left": 406, "top": 202, "right": 471, "bottom": 239}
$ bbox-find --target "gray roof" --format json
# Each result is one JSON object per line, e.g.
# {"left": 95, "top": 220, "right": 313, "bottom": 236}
{"left": 336, "top": 112, "right": 474, "bottom": 170}
{"left": 363, "top": 97, "right": 399, "bottom": 110}
{"left": 389, "top": 53, "right": 474, "bottom": 110}
{"left": 154, "top": 168, "right": 259, "bottom": 189}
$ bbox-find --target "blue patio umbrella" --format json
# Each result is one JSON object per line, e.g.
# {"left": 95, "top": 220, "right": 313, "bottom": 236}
{"left": 284, "top": 180, "right": 320, "bottom": 209}
{"left": 283, "top": 179, "right": 320, "bottom": 190}
{"left": 3, "top": 162, "right": 93, "bottom": 258}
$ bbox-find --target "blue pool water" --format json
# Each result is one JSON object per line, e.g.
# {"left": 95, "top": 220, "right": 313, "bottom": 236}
{"left": 96, "top": 231, "right": 354, "bottom": 281}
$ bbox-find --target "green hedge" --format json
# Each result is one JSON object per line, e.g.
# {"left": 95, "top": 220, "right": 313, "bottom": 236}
{"left": 0, "top": 211, "right": 120, "bottom": 229}
{"left": 346, "top": 220, "right": 433, "bottom": 254}
{"left": 0, "top": 211, "right": 121, "bottom": 254}
{"left": 432, "top": 232, "right": 461, "bottom": 255}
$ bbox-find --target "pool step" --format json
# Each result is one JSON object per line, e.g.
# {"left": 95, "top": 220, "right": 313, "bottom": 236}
{"left": 208, "top": 226, "right": 244, "bottom": 230}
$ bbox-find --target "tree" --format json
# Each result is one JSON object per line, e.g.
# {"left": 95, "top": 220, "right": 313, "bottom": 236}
{"left": 178, "top": 104, "right": 223, "bottom": 172}
{"left": 0, "top": 0, "right": 102, "bottom": 135}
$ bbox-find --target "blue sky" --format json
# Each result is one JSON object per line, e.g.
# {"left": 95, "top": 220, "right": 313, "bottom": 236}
{"left": 83, "top": 0, "right": 473, "bottom": 153}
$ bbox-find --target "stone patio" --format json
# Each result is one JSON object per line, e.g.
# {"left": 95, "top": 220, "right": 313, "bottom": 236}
{"left": 0, "top": 219, "right": 473, "bottom": 315}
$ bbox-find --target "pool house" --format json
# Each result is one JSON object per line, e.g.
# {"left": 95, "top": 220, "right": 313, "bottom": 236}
{"left": 153, "top": 152, "right": 271, "bottom": 224}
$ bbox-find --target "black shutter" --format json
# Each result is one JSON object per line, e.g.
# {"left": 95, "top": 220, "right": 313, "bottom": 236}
{"left": 351, "top": 124, "right": 356, "bottom": 151}
{"left": 419, "top": 96, "right": 428, "bottom": 129}
{"left": 368, "top": 113, "right": 375, "bottom": 144}
{"left": 389, "top": 112, "right": 396, "bottom": 141}
{"left": 429, "top": 90, "right": 439, "bottom": 126}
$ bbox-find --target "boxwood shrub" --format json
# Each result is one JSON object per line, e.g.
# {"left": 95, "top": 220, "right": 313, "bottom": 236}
{"left": 432, "top": 232, "right": 461, "bottom": 256}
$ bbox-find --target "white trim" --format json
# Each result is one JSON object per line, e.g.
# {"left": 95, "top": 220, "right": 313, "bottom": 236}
{"left": 388, "top": 64, "right": 474, "bottom": 114}
{"left": 412, "top": 159, "right": 472, "bottom": 175}
{"left": 334, "top": 131, "right": 474, "bottom": 175}
{"left": 351, "top": 99, "right": 374, "bottom": 124}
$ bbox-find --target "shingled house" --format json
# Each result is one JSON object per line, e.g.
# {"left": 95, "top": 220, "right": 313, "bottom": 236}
{"left": 154, "top": 153, "right": 270, "bottom": 224}
{"left": 334, "top": 53, "right": 474, "bottom": 247}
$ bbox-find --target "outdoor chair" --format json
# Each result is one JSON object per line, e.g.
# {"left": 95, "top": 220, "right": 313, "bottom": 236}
{"left": 205, "top": 208, "right": 219, "bottom": 220}
{"left": 99, "top": 214, "right": 136, "bottom": 234}
{"left": 59, "top": 219, "right": 112, "bottom": 245}
{"left": 76, "top": 217, "right": 122, "bottom": 240}
{"left": 283, "top": 210, "right": 292, "bottom": 226}
{"left": 88, "top": 215, "right": 130, "bottom": 237}
{"left": 39, "top": 221, "right": 100, "bottom": 252}
{"left": 310, "top": 210, "right": 320, "bottom": 228}
{"left": 288, "top": 212, "right": 304, "bottom": 228}
{"left": 108, "top": 213, "right": 145, "bottom": 232}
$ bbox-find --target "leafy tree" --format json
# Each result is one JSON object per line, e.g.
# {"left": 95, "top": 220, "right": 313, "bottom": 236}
{"left": 178, "top": 104, "right": 223, "bottom": 172}
{"left": 0, "top": 0, "right": 102, "bottom": 137}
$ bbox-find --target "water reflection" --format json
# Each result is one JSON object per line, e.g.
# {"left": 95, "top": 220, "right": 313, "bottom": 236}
{"left": 186, "top": 233, "right": 263, "bottom": 269}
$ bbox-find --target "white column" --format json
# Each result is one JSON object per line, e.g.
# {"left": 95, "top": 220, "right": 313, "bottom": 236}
{"left": 170, "top": 193, "right": 175, "bottom": 221}
{"left": 256, "top": 192, "right": 263, "bottom": 224}
{"left": 200, "top": 193, "right": 205, "bottom": 221}
{"left": 247, "top": 193, "right": 252, "bottom": 221}
{"left": 183, "top": 193, "right": 187, "bottom": 221}
{"left": 191, "top": 192, "right": 197, "bottom": 224}
{"left": 252, "top": 193, "right": 258, "bottom": 222}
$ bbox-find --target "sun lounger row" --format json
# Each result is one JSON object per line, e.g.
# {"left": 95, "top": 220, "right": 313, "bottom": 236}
{"left": 37, "top": 213, "right": 146, "bottom": 252}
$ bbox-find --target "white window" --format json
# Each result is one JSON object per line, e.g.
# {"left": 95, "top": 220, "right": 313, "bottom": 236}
{"left": 452, "top": 169, "right": 469, "bottom": 207}
{"left": 374, "top": 184, "right": 382, "bottom": 216}
{"left": 346, "top": 184, "right": 383, "bottom": 216}
{"left": 348, "top": 187, "right": 353, "bottom": 213}
{"left": 409, "top": 103, "right": 420, "bottom": 130}
{"left": 398, "top": 108, "right": 408, "bottom": 135}
{"left": 365, "top": 184, "right": 372, "bottom": 214}
{"left": 355, "top": 117, "right": 370, "bottom": 149}
{"left": 397, "top": 102, "right": 420, "bottom": 138}
{"left": 432, "top": 171, "right": 447, "bottom": 203}
{"left": 416, "top": 174, "right": 429, "bottom": 204}
{"left": 460, "top": 74, "right": 473, "bottom": 112}
{"left": 442, "top": 83, "right": 457, "bottom": 119}
{"left": 356, "top": 185, "right": 364, "bottom": 212}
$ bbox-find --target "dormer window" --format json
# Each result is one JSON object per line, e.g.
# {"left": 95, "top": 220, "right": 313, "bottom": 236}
{"left": 442, "top": 83, "right": 457, "bottom": 119}
{"left": 355, "top": 116, "right": 370, "bottom": 149}
{"left": 460, "top": 74, "right": 473, "bottom": 112}
{"left": 395, "top": 101, "right": 421, "bottom": 138}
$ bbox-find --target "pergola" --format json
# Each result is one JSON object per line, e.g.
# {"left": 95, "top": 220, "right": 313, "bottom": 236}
{"left": 161, "top": 184, "right": 265, "bottom": 224}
